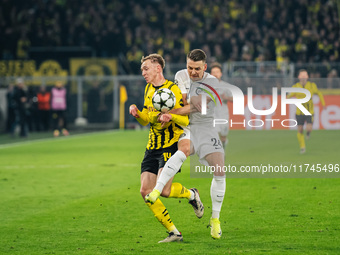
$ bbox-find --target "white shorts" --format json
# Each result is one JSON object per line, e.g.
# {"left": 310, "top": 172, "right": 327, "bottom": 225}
{"left": 179, "top": 124, "right": 224, "bottom": 166}
{"left": 215, "top": 111, "right": 229, "bottom": 137}
{"left": 215, "top": 123, "right": 229, "bottom": 137}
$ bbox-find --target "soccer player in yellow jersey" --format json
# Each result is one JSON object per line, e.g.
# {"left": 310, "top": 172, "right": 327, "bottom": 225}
{"left": 288, "top": 69, "right": 326, "bottom": 153}
{"left": 129, "top": 54, "right": 204, "bottom": 243}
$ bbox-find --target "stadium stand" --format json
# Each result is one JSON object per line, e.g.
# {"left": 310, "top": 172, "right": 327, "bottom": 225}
{"left": 0, "top": 0, "right": 339, "bottom": 74}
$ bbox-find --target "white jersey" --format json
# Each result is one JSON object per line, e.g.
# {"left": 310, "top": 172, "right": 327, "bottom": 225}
{"left": 175, "top": 69, "right": 221, "bottom": 125}
{"left": 214, "top": 80, "right": 233, "bottom": 119}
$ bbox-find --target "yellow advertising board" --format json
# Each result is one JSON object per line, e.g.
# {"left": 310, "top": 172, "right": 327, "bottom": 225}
{"left": 69, "top": 58, "right": 117, "bottom": 93}
{"left": 0, "top": 60, "right": 68, "bottom": 85}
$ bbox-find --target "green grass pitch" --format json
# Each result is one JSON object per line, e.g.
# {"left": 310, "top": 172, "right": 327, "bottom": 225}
{"left": 0, "top": 129, "right": 339, "bottom": 254}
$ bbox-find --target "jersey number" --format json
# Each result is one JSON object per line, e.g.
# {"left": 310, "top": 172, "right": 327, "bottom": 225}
{"left": 163, "top": 152, "right": 172, "bottom": 162}
{"left": 211, "top": 138, "right": 222, "bottom": 149}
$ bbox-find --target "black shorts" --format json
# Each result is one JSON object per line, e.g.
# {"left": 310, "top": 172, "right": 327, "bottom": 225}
{"left": 141, "top": 142, "right": 180, "bottom": 175}
{"left": 296, "top": 115, "right": 313, "bottom": 126}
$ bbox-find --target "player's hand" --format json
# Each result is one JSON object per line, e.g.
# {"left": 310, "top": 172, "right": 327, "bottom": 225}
{"left": 191, "top": 95, "right": 202, "bottom": 112}
{"left": 129, "top": 104, "right": 140, "bottom": 118}
{"left": 159, "top": 113, "right": 172, "bottom": 127}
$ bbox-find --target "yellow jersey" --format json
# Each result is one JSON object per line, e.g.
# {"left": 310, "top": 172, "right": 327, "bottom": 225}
{"left": 288, "top": 81, "right": 325, "bottom": 115}
{"left": 136, "top": 80, "right": 189, "bottom": 150}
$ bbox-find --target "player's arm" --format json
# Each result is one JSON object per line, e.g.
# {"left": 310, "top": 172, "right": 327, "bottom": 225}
{"left": 222, "top": 89, "right": 233, "bottom": 102}
{"left": 286, "top": 84, "right": 298, "bottom": 98}
{"left": 167, "top": 84, "right": 189, "bottom": 126}
{"left": 170, "top": 103, "right": 191, "bottom": 115}
{"left": 169, "top": 95, "right": 204, "bottom": 115}
{"left": 314, "top": 83, "right": 326, "bottom": 107}
{"left": 170, "top": 90, "right": 191, "bottom": 115}
{"left": 222, "top": 95, "right": 233, "bottom": 103}
{"left": 159, "top": 113, "right": 189, "bottom": 127}
{"left": 129, "top": 104, "right": 150, "bottom": 126}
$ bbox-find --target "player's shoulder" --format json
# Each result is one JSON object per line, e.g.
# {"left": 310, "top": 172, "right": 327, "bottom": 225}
{"left": 202, "top": 72, "right": 220, "bottom": 86}
{"left": 144, "top": 83, "right": 153, "bottom": 93}
{"left": 174, "top": 69, "right": 189, "bottom": 92}
{"left": 165, "top": 79, "right": 177, "bottom": 88}
{"left": 165, "top": 80, "right": 181, "bottom": 94}
{"left": 144, "top": 83, "right": 156, "bottom": 99}
{"left": 175, "top": 69, "right": 188, "bottom": 80}
{"left": 308, "top": 81, "right": 318, "bottom": 87}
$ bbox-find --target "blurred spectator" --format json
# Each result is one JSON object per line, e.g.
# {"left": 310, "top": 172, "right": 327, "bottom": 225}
{"left": 51, "top": 81, "right": 69, "bottom": 137}
{"left": 6, "top": 84, "right": 18, "bottom": 135}
{"left": 14, "top": 78, "right": 28, "bottom": 137}
{"left": 327, "top": 69, "right": 338, "bottom": 89}
{"left": 0, "top": 0, "right": 339, "bottom": 73}
{"left": 37, "top": 86, "right": 51, "bottom": 131}
{"left": 26, "top": 86, "right": 39, "bottom": 132}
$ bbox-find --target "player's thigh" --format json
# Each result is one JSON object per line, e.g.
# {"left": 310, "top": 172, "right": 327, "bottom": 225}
{"left": 306, "top": 123, "right": 313, "bottom": 132}
{"left": 297, "top": 125, "right": 304, "bottom": 133}
{"left": 306, "top": 116, "right": 313, "bottom": 131}
{"left": 205, "top": 152, "right": 225, "bottom": 177}
{"left": 140, "top": 149, "right": 161, "bottom": 196}
{"left": 178, "top": 138, "right": 193, "bottom": 157}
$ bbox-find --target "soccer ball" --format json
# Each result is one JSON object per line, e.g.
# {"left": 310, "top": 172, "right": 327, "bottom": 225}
{"left": 152, "top": 88, "right": 176, "bottom": 112}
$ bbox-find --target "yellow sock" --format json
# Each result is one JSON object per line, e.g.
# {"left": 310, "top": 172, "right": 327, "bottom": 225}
{"left": 146, "top": 198, "right": 176, "bottom": 232}
{"left": 297, "top": 132, "right": 305, "bottom": 149}
{"left": 168, "top": 182, "right": 191, "bottom": 199}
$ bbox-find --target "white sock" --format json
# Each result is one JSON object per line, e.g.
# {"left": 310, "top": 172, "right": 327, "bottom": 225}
{"left": 154, "top": 150, "right": 187, "bottom": 193}
{"left": 210, "top": 176, "right": 226, "bottom": 219}
{"left": 189, "top": 190, "right": 195, "bottom": 201}
{"left": 171, "top": 227, "right": 180, "bottom": 235}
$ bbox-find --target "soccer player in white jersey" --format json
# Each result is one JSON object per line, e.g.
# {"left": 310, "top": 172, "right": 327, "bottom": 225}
{"left": 210, "top": 62, "right": 233, "bottom": 149}
{"left": 145, "top": 49, "right": 226, "bottom": 239}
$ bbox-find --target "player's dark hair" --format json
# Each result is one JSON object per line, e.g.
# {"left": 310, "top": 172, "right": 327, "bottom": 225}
{"left": 187, "top": 49, "right": 207, "bottom": 63}
{"left": 210, "top": 62, "right": 222, "bottom": 72}
{"left": 141, "top": 54, "right": 165, "bottom": 69}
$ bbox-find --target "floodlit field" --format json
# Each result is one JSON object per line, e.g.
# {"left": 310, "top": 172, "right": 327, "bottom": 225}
{"left": 0, "top": 130, "right": 339, "bottom": 254}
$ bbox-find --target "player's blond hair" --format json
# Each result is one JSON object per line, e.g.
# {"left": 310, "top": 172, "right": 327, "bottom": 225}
{"left": 141, "top": 54, "right": 165, "bottom": 69}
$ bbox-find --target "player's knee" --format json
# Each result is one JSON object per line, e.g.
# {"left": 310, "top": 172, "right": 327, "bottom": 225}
{"left": 214, "top": 171, "right": 225, "bottom": 177}
{"left": 297, "top": 126, "right": 304, "bottom": 133}
{"left": 179, "top": 145, "right": 190, "bottom": 157}
{"left": 140, "top": 188, "right": 151, "bottom": 199}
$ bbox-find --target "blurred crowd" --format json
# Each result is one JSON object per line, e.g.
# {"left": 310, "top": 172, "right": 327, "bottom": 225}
{"left": 6, "top": 79, "right": 69, "bottom": 137}
{"left": 0, "top": 0, "right": 339, "bottom": 73}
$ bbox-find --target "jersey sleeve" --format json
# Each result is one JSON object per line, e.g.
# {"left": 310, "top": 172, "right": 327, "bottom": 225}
{"left": 224, "top": 82, "right": 233, "bottom": 98}
{"left": 313, "top": 82, "right": 326, "bottom": 106}
{"left": 135, "top": 85, "right": 151, "bottom": 126}
{"left": 136, "top": 107, "right": 149, "bottom": 126}
{"left": 286, "top": 83, "right": 298, "bottom": 98}
{"left": 175, "top": 71, "right": 188, "bottom": 95}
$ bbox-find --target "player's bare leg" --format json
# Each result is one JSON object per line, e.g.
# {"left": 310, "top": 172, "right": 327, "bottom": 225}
{"left": 146, "top": 139, "right": 190, "bottom": 201}
{"left": 146, "top": 139, "right": 204, "bottom": 218}
{"left": 297, "top": 125, "right": 306, "bottom": 153}
{"left": 306, "top": 123, "right": 313, "bottom": 140}
{"left": 140, "top": 171, "right": 182, "bottom": 242}
{"left": 219, "top": 135, "right": 228, "bottom": 148}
